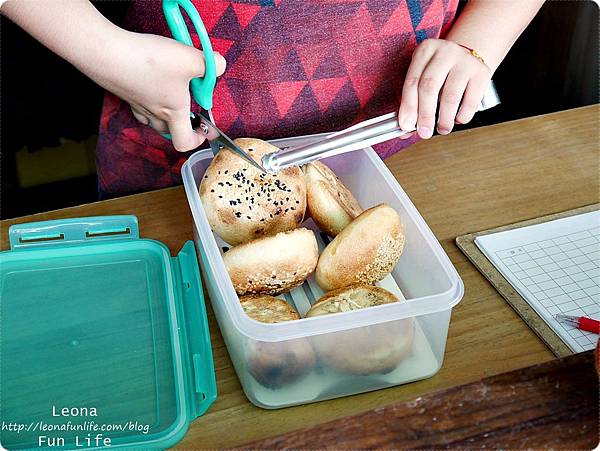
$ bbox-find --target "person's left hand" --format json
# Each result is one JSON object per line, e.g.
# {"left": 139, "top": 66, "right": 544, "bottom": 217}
{"left": 398, "top": 38, "right": 492, "bottom": 139}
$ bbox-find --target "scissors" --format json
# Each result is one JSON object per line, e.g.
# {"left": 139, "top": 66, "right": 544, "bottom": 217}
{"left": 162, "top": 0, "right": 265, "bottom": 172}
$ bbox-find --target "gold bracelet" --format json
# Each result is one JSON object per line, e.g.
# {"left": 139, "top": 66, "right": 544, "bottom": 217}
{"left": 455, "top": 43, "right": 486, "bottom": 66}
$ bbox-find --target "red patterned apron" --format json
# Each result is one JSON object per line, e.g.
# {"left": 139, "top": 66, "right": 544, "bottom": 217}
{"left": 97, "top": 0, "right": 458, "bottom": 196}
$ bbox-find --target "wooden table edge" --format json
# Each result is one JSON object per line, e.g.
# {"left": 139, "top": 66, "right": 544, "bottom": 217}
{"left": 238, "top": 349, "right": 599, "bottom": 450}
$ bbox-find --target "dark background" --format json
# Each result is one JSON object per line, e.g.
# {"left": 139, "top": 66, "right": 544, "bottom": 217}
{"left": 1, "top": 1, "right": 598, "bottom": 220}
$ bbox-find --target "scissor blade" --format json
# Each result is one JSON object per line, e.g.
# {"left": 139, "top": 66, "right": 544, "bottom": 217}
{"left": 198, "top": 113, "right": 266, "bottom": 173}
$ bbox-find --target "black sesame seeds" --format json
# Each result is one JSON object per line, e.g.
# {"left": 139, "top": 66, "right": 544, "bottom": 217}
{"left": 209, "top": 162, "right": 303, "bottom": 228}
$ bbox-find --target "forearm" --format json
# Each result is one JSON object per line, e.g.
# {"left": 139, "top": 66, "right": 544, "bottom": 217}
{"left": 1, "top": 0, "right": 125, "bottom": 82}
{"left": 445, "top": 0, "right": 545, "bottom": 72}
{"left": 2, "top": 0, "right": 225, "bottom": 151}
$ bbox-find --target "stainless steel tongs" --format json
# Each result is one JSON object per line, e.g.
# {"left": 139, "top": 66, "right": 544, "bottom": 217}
{"left": 261, "top": 82, "right": 501, "bottom": 173}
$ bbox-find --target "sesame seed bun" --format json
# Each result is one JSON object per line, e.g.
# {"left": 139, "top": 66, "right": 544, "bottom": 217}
{"left": 304, "top": 161, "right": 362, "bottom": 236}
{"left": 224, "top": 228, "right": 318, "bottom": 296}
{"left": 315, "top": 204, "right": 405, "bottom": 291}
{"left": 239, "top": 294, "right": 300, "bottom": 323}
{"left": 199, "top": 138, "right": 307, "bottom": 245}
{"left": 306, "top": 284, "right": 414, "bottom": 375}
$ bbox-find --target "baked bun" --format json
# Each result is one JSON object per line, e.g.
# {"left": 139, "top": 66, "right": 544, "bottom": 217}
{"left": 246, "top": 338, "right": 316, "bottom": 388}
{"left": 240, "top": 295, "right": 316, "bottom": 388}
{"left": 307, "top": 284, "right": 414, "bottom": 375}
{"left": 316, "top": 204, "right": 405, "bottom": 291}
{"left": 306, "top": 284, "right": 398, "bottom": 317}
{"left": 304, "top": 161, "right": 362, "bottom": 236}
{"left": 224, "top": 228, "right": 318, "bottom": 296}
{"left": 199, "top": 138, "right": 307, "bottom": 245}
{"left": 240, "top": 294, "right": 300, "bottom": 323}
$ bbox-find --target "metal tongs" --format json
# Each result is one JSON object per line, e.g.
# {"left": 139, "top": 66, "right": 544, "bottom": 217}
{"left": 262, "top": 82, "right": 501, "bottom": 173}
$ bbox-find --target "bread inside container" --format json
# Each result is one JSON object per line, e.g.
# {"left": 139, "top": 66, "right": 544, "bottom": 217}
{"left": 182, "top": 137, "right": 464, "bottom": 408}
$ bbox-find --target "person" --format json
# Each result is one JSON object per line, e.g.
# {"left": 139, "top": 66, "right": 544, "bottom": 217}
{"left": 1, "top": 0, "right": 544, "bottom": 197}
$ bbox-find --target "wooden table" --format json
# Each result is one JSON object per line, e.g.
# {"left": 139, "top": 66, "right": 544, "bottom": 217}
{"left": 242, "top": 350, "right": 598, "bottom": 449}
{"left": 1, "top": 105, "right": 598, "bottom": 449}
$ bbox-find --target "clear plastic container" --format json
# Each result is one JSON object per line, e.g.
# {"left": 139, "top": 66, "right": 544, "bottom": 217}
{"left": 182, "top": 136, "right": 464, "bottom": 409}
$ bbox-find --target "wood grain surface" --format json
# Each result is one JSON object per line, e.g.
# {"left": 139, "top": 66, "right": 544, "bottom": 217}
{"left": 241, "top": 350, "right": 599, "bottom": 450}
{"left": 1, "top": 105, "right": 598, "bottom": 449}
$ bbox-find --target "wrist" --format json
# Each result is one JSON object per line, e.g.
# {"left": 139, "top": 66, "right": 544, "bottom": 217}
{"left": 73, "top": 24, "right": 130, "bottom": 85}
{"left": 446, "top": 36, "right": 502, "bottom": 73}
{"left": 443, "top": 0, "right": 544, "bottom": 74}
{"left": 453, "top": 42, "right": 489, "bottom": 68}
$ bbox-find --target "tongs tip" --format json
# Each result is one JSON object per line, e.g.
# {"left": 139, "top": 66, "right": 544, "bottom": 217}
{"left": 236, "top": 147, "right": 268, "bottom": 173}
{"left": 249, "top": 157, "right": 268, "bottom": 174}
{"left": 261, "top": 152, "right": 280, "bottom": 174}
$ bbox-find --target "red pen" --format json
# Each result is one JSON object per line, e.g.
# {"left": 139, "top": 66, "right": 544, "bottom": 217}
{"left": 555, "top": 314, "right": 600, "bottom": 334}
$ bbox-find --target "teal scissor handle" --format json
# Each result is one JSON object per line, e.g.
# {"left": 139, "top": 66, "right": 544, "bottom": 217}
{"left": 163, "top": 0, "right": 216, "bottom": 111}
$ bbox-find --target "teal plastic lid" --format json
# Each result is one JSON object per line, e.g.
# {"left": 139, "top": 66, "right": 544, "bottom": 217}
{"left": 0, "top": 216, "right": 216, "bottom": 450}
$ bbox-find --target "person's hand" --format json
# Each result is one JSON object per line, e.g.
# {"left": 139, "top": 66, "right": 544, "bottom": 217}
{"left": 102, "top": 32, "right": 226, "bottom": 152}
{"left": 93, "top": 31, "right": 226, "bottom": 152}
{"left": 398, "top": 38, "right": 491, "bottom": 140}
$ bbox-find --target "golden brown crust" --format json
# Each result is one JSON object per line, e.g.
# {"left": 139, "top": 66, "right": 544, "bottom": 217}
{"left": 239, "top": 295, "right": 300, "bottom": 323}
{"left": 306, "top": 284, "right": 413, "bottom": 375}
{"left": 304, "top": 161, "right": 362, "bottom": 236}
{"left": 224, "top": 228, "right": 318, "bottom": 296}
{"left": 199, "top": 138, "right": 307, "bottom": 245}
{"left": 306, "top": 284, "right": 398, "bottom": 317}
{"left": 315, "top": 204, "right": 405, "bottom": 291}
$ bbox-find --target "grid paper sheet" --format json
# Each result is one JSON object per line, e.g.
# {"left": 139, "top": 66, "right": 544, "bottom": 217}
{"left": 475, "top": 210, "right": 600, "bottom": 352}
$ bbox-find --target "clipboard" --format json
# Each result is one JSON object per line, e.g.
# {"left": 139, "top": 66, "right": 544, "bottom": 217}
{"left": 456, "top": 203, "right": 600, "bottom": 357}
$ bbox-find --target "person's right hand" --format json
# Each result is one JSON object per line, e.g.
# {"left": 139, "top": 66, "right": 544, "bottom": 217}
{"left": 96, "top": 31, "right": 226, "bottom": 152}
